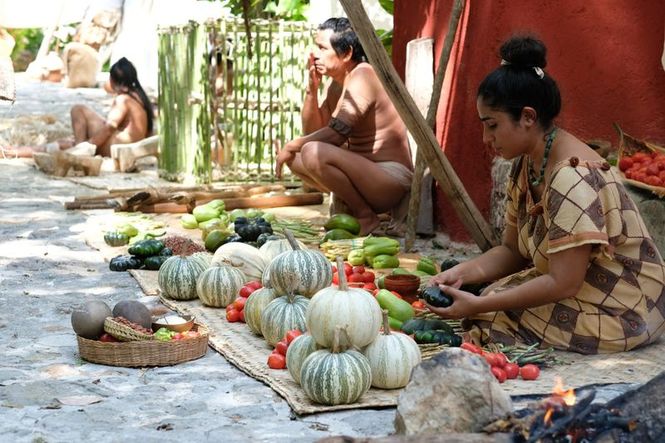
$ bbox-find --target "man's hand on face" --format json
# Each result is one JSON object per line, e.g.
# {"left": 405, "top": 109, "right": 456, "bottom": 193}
{"left": 307, "top": 52, "right": 321, "bottom": 92}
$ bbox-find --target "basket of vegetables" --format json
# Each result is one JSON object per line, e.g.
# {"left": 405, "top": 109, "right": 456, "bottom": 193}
{"left": 77, "top": 322, "right": 209, "bottom": 367}
{"left": 614, "top": 123, "right": 665, "bottom": 198}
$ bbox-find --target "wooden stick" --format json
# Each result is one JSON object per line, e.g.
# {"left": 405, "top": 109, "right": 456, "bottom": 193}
{"left": 405, "top": 0, "right": 466, "bottom": 251}
{"left": 339, "top": 0, "right": 498, "bottom": 251}
{"left": 136, "top": 192, "right": 324, "bottom": 213}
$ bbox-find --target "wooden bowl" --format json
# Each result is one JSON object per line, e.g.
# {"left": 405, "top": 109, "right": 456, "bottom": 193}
{"left": 384, "top": 274, "right": 420, "bottom": 303}
{"left": 152, "top": 314, "right": 194, "bottom": 333}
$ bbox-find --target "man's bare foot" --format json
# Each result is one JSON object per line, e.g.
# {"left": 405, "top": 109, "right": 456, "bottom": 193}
{"left": 358, "top": 213, "right": 381, "bottom": 236}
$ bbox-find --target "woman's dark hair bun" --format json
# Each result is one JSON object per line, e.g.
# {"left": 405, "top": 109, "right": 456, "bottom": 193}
{"left": 500, "top": 35, "right": 547, "bottom": 69}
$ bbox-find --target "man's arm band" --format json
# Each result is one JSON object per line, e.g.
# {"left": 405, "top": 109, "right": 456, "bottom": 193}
{"left": 328, "top": 117, "right": 352, "bottom": 137}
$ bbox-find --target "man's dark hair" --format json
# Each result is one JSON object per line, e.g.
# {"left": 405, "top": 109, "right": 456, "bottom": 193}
{"left": 110, "top": 57, "right": 154, "bottom": 134}
{"left": 318, "top": 17, "right": 367, "bottom": 63}
{"left": 477, "top": 35, "right": 561, "bottom": 129}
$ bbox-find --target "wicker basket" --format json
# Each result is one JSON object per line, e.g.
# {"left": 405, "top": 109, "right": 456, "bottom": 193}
{"left": 103, "top": 317, "right": 154, "bottom": 342}
{"left": 614, "top": 123, "right": 665, "bottom": 197}
{"left": 77, "top": 324, "right": 209, "bottom": 367}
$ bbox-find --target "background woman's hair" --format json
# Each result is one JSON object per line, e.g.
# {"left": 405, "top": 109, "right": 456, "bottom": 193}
{"left": 318, "top": 17, "right": 367, "bottom": 63}
{"left": 110, "top": 57, "right": 154, "bottom": 134}
{"left": 477, "top": 35, "right": 561, "bottom": 129}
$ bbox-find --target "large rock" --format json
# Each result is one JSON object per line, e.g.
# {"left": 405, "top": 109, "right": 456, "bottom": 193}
{"left": 394, "top": 348, "right": 512, "bottom": 436}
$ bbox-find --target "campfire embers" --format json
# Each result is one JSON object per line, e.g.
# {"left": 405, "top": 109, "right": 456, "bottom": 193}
{"left": 485, "top": 378, "right": 637, "bottom": 442}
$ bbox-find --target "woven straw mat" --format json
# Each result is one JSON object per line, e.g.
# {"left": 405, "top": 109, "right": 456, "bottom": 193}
{"left": 129, "top": 269, "right": 665, "bottom": 406}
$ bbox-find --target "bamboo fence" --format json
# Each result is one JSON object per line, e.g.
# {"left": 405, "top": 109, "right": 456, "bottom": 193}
{"left": 158, "top": 18, "right": 313, "bottom": 184}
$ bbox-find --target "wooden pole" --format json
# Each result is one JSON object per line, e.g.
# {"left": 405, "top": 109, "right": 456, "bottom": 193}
{"left": 339, "top": 0, "right": 498, "bottom": 251}
{"left": 405, "top": 0, "right": 465, "bottom": 251}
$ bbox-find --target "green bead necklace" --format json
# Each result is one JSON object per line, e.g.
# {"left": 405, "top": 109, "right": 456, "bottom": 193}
{"left": 528, "top": 127, "right": 557, "bottom": 186}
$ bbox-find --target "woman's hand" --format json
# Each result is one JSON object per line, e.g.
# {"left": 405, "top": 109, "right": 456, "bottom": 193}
{"left": 429, "top": 265, "right": 465, "bottom": 289}
{"left": 425, "top": 285, "right": 480, "bottom": 320}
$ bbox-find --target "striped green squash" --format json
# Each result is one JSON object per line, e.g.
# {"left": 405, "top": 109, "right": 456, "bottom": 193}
{"left": 244, "top": 287, "right": 277, "bottom": 335}
{"left": 259, "top": 238, "right": 306, "bottom": 261}
{"left": 363, "top": 310, "right": 421, "bottom": 389}
{"left": 158, "top": 255, "right": 208, "bottom": 300}
{"left": 196, "top": 264, "right": 246, "bottom": 308}
{"left": 260, "top": 293, "right": 309, "bottom": 346}
{"left": 191, "top": 251, "right": 213, "bottom": 267}
{"left": 300, "top": 329, "right": 372, "bottom": 405}
{"left": 268, "top": 231, "right": 332, "bottom": 297}
{"left": 286, "top": 333, "right": 318, "bottom": 385}
{"left": 211, "top": 242, "right": 269, "bottom": 282}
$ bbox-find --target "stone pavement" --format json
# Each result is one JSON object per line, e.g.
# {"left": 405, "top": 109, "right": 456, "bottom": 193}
{"left": 0, "top": 159, "right": 396, "bottom": 443}
{"left": 0, "top": 76, "right": 395, "bottom": 442}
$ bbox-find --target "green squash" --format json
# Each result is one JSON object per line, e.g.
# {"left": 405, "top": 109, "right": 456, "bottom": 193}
{"left": 300, "top": 328, "right": 372, "bottom": 405}
{"left": 104, "top": 231, "right": 130, "bottom": 247}
{"left": 158, "top": 255, "right": 208, "bottom": 300}
{"left": 260, "top": 293, "right": 309, "bottom": 347}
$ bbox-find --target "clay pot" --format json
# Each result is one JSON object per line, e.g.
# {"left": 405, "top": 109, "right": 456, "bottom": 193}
{"left": 384, "top": 274, "right": 420, "bottom": 304}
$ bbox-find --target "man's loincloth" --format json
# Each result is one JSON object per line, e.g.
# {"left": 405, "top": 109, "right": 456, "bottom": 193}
{"left": 375, "top": 161, "right": 413, "bottom": 191}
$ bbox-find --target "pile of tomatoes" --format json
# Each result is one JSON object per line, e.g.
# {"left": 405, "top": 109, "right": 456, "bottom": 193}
{"left": 331, "top": 263, "right": 377, "bottom": 292}
{"left": 267, "top": 329, "right": 303, "bottom": 370}
{"left": 460, "top": 342, "right": 540, "bottom": 383}
{"left": 619, "top": 151, "right": 665, "bottom": 188}
{"left": 225, "top": 280, "right": 262, "bottom": 323}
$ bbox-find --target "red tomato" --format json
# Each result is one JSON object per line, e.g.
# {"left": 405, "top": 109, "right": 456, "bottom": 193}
{"left": 460, "top": 342, "right": 483, "bottom": 355}
{"left": 239, "top": 286, "right": 256, "bottom": 298}
{"left": 618, "top": 157, "right": 633, "bottom": 172}
{"left": 504, "top": 362, "right": 520, "bottom": 379}
{"left": 646, "top": 164, "right": 660, "bottom": 176}
{"left": 360, "top": 271, "right": 376, "bottom": 283}
{"left": 347, "top": 273, "right": 366, "bottom": 283}
{"left": 285, "top": 329, "right": 303, "bottom": 345}
{"left": 233, "top": 297, "right": 247, "bottom": 311}
{"left": 331, "top": 265, "right": 337, "bottom": 273}
{"left": 491, "top": 366, "right": 507, "bottom": 383}
{"left": 362, "top": 282, "right": 377, "bottom": 292}
{"left": 332, "top": 272, "right": 339, "bottom": 285}
{"left": 225, "top": 304, "right": 235, "bottom": 313}
{"left": 275, "top": 339, "right": 289, "bottom": 356}
{"left": 226, "top": 309, "right": 241, "bottom": 323}
{"left": 372, "top": 289, "right": 380, "bottom": 297}
{"left": 238, "top": 309, "right": 245, "bottom": 323}
{"left": 633, "top": 152, "right": 650, "bottom": 163}
{"left": 246, "top": 281, "right": 263, "bottom": 290}
{"left": 352, "top": 265, "right": 366, "bottom": 275}
{"left": 390, "top": 291, "right": 403, "bottom": 300}
{"left": 99, "top": 333, "right": 119, "bottom": 343}
{"left": 484, "top": 353, "right": 503, "bottom": 367}
{"left": 520, "top": 364, "right": 541, "bottom": 380}
{"left": 343, "top": 262, "right": 353, "bottom": 276}
{"left": 411, "top": 300, "right": 426, "bottom": 310}
{"left": 493, "top": 352, "right": 508, "bottom": 368}
{"left": 646, "top": 176, "right": 663, "bottom": 187}
{"left": 267, "top": 352, "right": 287, "bottom": 369}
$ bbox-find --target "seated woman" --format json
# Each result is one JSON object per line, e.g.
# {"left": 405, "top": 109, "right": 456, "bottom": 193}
{"left": 7, "top": 57, "right": 153, "bottom": 158}
{"left": 427, "top": 35, "right": 665, "bottom": 354}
